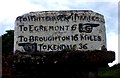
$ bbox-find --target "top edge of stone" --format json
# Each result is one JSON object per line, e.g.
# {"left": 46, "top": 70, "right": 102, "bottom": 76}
{"left": 19, "top": 10, "right": 104, "bottom": 16}
{"left": 29, "top": 10, "right": 94, "bottom": 13}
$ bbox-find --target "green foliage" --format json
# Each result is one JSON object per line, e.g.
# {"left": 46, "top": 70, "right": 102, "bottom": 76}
{"left": 98, "top": 63, "right": 120, "bottom": 78}
{"left": 2, "top": 30, "right": 14, "bottom": 53}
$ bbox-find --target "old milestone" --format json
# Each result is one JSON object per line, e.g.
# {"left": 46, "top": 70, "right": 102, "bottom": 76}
{"left": 14, "top": 10, "right": 106, "bottom": 52}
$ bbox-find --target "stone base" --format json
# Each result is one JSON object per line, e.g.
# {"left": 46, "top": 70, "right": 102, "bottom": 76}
{"left": 14, "top": 50, "right": 115, "bottom": 65}
{"left": 13, "top": 64, "right": 98, "bottom": 78}
{"left": 13, "top": 50, "right": 115, "bottom": 78}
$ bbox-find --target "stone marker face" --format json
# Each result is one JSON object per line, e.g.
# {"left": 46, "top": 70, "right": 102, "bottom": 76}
{"left": 14, "top": 10, "right": 106, "bottom": 52}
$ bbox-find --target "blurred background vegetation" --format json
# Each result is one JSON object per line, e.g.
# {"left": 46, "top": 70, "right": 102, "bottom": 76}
{"left": 2, "top": 30, "right": 14, "bottom": 53}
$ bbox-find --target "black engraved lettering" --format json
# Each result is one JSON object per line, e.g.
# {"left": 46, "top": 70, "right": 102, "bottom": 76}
{"left": 19, "top": 25, "right": 24, "bottom": 31}
{"left": 29, "top": 36, "right": 34, "bottom": 42}
{"left": 29, "top": 25, "right": 34, "bottom": 31}
{"left": 18, "top": 43, "right": 37, "bottom": 52}
{"left": 16, "top": 16, "right": 22, "bottom": 22}
{"left": 18, "top": 36, "right": 24, "bottom": 42}
{"left": 79, "top": 23, "right": 99, "bottom": 33}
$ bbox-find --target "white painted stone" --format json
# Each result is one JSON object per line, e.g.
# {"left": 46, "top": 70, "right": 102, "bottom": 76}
{"left": 14, "top": 10, "right": 106, "bottom": 52}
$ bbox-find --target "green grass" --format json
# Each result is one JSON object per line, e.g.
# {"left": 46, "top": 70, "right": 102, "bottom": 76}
{"left": 98, "top": 64, "right": 120, "bottom": 78}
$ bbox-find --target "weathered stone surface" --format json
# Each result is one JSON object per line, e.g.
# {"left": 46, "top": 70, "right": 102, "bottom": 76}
{"left": 13, "top": 50, "right": 115, "bottom": 65}
{"left": 2, "top": 50, "right": 115, "bottom": 78}
{"left": 14, "top": 10, "right": 106, "bottom": 52}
